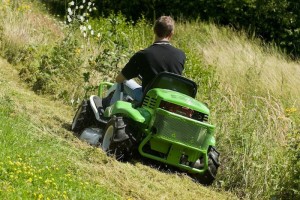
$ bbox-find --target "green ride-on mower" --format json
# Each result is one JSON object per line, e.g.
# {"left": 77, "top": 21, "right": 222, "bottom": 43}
{"left": 71, "top": 72, "right": 220, "bottom": 185}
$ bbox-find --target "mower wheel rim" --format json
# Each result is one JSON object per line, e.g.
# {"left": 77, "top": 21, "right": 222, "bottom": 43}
{"left": 102, "top": 125, "right": 114, "bottom": 151}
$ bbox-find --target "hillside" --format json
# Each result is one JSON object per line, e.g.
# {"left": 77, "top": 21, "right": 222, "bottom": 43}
{"left": 0, "top": 58, "right": 235, "bottom": 199}
{"left": 0, "top": 0, "right": 299, "bottom": 199}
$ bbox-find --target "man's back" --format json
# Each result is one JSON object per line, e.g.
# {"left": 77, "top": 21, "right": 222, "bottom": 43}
{"left": 112, "top": 16, "right": 186, "bottom": 104}
{"left": 122, "top": 41, "right": 185, "bottom": 89}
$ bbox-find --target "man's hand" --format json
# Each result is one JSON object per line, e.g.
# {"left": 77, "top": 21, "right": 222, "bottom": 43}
{"left": 116, "top": 72, "right": 127, "bottom": 83}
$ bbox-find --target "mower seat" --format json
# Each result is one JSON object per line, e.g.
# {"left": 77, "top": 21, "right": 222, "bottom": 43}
{"left": 89, "top": 95, "right": 108, "bottom": 124}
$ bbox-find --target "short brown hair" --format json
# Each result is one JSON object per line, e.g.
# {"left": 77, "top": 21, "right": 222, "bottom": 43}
{"left": 154, "top": 16, "right": 175, "bottom": 38}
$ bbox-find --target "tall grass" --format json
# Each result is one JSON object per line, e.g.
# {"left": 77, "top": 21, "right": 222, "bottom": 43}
{"left": 0, "top": 0, "right": 299, "bottom": 199}
{"left": 175, "top": 22, "right": 300, "bottom": 199}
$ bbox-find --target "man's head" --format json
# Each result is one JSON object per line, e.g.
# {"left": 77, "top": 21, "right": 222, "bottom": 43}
{"left": 154, "top": 16, "right": 175, "bottom": 40}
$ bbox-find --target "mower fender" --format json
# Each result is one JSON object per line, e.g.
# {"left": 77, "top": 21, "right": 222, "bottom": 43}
{"left": 205, "top": 134, "right": 216, "bottom": 147}
{"left": 104, "top": 101, "right": 145, "bottom": 123}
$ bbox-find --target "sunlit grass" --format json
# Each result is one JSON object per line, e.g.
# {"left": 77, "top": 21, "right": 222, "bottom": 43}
{"left": 175, "top": 21, "right": 300, "bottom": 199}
{"left": 0, "top": 57, "right": 233, "bottom": 200}
{"left": 0, "top": 99, "right": 119, "bottom": 200}
{"left": 0, "top": 0, "right": 299, "bottom": 199}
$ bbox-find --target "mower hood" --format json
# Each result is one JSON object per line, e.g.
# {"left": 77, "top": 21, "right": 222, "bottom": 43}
{"left": 147, "top": 89, "right": 210, "bottom": 115}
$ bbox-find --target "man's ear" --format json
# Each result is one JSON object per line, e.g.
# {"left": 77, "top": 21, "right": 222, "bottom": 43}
{"left": 167, "top": 34, "right": 173, "bottom": 40}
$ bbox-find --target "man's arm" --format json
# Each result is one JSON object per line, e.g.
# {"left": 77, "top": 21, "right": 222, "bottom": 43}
{"left": 115, "top": 72, "right": 127, "bottom": 83}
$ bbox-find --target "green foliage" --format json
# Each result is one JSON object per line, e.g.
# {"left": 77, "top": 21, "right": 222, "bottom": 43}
{"left": 18, "top": 35, "right": 84, "bottom": 101}
{"left": 38, "top": 0, "right": 300, "bottom": 57}
{"left": 84, "top": 14, "right": 153, "bottom": 98}
{"left": 213, "top": 93, "right": 293, "bottom": 199}
{"left": 183, "top": 53, "right": 219, "bottom": 103}
{"left": 97, "top": 0, "right": 300, "bottom": 57}
{"left": 276, "top": 128, "right": 300, "bottom": 198}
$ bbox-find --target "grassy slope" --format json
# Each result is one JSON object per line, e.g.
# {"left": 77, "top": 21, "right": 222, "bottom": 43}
{"left": 0, "top": 58, "right": 235, "bottom": 199}
{"left": 1, "top": 1, "right": 299, "bottom": 199}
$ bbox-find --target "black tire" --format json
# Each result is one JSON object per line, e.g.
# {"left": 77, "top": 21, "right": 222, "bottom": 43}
{"left": 101, "top": 116, "right": 133, "bottom": 161}
{"left": 71, "top": 100, "right": 96, "bottom": 133}
{"left": 195, "top": 147, "right": 220, "bottom": 186}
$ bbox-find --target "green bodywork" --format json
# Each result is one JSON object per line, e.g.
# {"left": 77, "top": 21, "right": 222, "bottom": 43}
{"left": 145, "top": 88, "right": 210, "bottom": 114}
{"left": 102, "top": 86, "right": 216, "bottom": 174}
{"left": 98, "top": 82, "right": 114, "bottom": 97}
{"left": 104, "top": 101, "right": 147, "bottom": 123}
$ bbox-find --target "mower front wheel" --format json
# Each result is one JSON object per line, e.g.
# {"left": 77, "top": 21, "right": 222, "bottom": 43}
{"left": 195, "top": 147, "right": 220, "bottom": 186}
{"left": 101, "top": 116, "right": 133, "bottom": 161}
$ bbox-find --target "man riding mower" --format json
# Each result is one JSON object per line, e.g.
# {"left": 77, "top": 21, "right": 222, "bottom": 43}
{"left": 71, "top": 72, "right": 220, "bottom": 185}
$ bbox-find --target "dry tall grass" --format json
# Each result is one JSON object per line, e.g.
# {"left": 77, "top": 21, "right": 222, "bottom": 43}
{"left": 0, "top": 1, "right": 63, "bottom": 49}
{"left": 176, "top": 22, "right": 299, "bottom": 199}
{"left": 202, "top": 25, "right": 300, "bottom": 102}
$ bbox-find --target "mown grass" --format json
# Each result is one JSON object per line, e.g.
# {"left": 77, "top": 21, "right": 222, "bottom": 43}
{"left": 0, "top": 97, "right": 120, "bottom": 199}
{"left": 0, "top": 0, "right": 299, "bottom": 199}
{"left": 0, "top": 57, "right": 233, "bottom": 200}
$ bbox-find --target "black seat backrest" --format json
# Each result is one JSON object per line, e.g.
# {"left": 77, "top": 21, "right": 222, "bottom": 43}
{"left": 143, "top": 72, "right": 198, "bottom": 98}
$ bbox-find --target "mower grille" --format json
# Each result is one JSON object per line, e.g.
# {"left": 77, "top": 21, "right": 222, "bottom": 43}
{"left": 142, "top": 95, "right": 157, "bottom": 109}
{"left": 153, "top": 110, "right": 213, "bottom": 148}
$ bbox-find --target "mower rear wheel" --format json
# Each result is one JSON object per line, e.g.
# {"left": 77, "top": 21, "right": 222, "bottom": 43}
{"left": 101, "top": 116, "right": 133, "bottom": 161}
{"left": 71, "top": 100, "right": 96, "bottom": 133}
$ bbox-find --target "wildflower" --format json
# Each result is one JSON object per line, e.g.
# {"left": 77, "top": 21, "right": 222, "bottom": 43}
{"left": 67, "top": 15, "right": 72, "bottom": 22}
{"left": 91, "top": 30, "right": 94, "bottom": 35}
{"left": 83, "top": 32, "right": 87, "bottom": 38}
{"left": 286, "top": 107, "right": 297, "bottom": 113}
{"left": 27, "top": 177, "right": 33, "bottom": 183}
{"left": 83, "top": 0, "right": 86, "bottom": 3}
{"left": 88, "top": 25, "right": 91, "bottom": 30}
{"left": 67, "top": 7, "right": 72, "bottom": 15}
{"left": 79, "top": 5, "right": 84, "bottom": 9}
{"left": 38, "top": 194, "right": 44, "bottom": 199}
{"left": 69, "top": 1, "right": 75, "bottom": 6}
{"left": 88, "top": 2, "right": 92, "bottom": 6}
{"left": 81, "top": 26, "right": 87, "bottom": 31}
{"left": 97, "top": 33, "right": 101, "bottom": 38}
{"left": 45, "top": 179, "right": 52, "bottom": 184}
{"left": 15, "top": 161, "right": 21, "bottom": 166}
{"left": 80, "top": 16, "right": 84, "bottom": 22}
